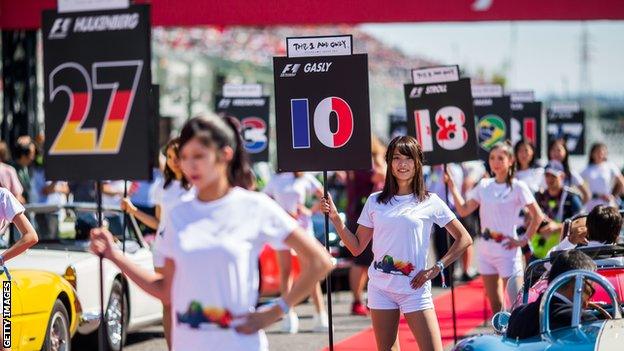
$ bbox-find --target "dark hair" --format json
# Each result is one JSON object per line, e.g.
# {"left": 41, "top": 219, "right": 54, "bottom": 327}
{"left": 0, "top": 142, "right": 11, "bottom": 163}
{"left": 179, "top": 115, "right": 255, "bottom": 190}
{"left": 377, "top": 136, "right": 427, "bottom": 204}
{"left": 514, "top": 139, "right": 537, "bottom": 170}
{"left": 162, "top": 137, "right": 181, "bottom": 189}
{"left": 588, "top": 142, "right": 607, "bottom": 165}
{"left": 14, "top": 141, "right": 33, "bottom": 160}
{"left": 548, "top": 249, "right": 596, "bottom": 284}
{"left": 586, "top": 205, "right": 622, "bottom": 244}
{"left": 490, "top": 141, "right": 515, "bottom": 187}
{"left": 548, "top": 139, "right": 573, "bottom": 181}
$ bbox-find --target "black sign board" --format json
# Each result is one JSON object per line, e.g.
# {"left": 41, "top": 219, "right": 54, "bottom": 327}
{"left": 404, "top": 78, "right": 478, "bottom": 165}
{"left": 43, "top": 5, "right": 153, "bottom": 181}
{"left": 511, "top": 101, "right": 543, "bottom": 157}
{"left": 215, "top": 95, "right": 270, "bottom": 163}
{"left": 273, "top": 54, "right": 371, "bottom": 171}
{"left": 474, "top": 96, "right": 511, "bottom": 160}
{"left": 547, "top": 108, "right": 586, "bottom": 155}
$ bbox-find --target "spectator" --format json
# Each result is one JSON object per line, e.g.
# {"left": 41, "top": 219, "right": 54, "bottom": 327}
{"left": 531, "top": 161, "right": 584, "bottom": 258}
{"left": 10, "top": 139, "right": 35, "bottom": 203}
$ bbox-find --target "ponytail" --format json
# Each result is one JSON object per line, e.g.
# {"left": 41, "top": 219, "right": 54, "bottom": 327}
{"left": 222, "top": 116, "right": 255, "bottom": 190}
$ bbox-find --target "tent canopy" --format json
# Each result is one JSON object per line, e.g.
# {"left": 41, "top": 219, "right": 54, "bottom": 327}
{"left": 2, "top": 0, "right": 624, "bottom": 30}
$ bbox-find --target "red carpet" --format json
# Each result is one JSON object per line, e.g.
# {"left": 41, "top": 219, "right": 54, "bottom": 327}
{"left": 323, "top": 278, "right": 491, "bottom": 350}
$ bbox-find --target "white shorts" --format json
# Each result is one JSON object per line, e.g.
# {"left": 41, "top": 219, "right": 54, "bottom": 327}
{"left": 366, "top": 283, "right": 433, "bottom": 314}
{"left": 476, "top": 239, "right": 523, "bottom": 278}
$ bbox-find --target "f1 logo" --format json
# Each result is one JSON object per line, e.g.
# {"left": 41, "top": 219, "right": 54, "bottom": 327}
{"left": 217, "top": 98, "right": 231, "bottom": 109}
{"left": 280, "top": 64, "right": 301, "bottom": 78}
{"left": 49, "top": 18, "right": 72, "bottom": 39}
{"left": 409, "top": 87, "right": 424, "bottom": 98}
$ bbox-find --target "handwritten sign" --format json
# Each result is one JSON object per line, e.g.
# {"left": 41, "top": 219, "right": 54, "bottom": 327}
{"left": 472, "top": 84, "right": 504, "bottom": 98}
{"left": 223, "top": 83, "right": 262, "bottom": 98}
{"left": 412, "top": 65, "right": 459, "bottom": 84}
{"left": 509, "top": 90, "right": 535, "bottom": 103}
{"left": 287, "top": 35, "right": 352, "bottom": 58}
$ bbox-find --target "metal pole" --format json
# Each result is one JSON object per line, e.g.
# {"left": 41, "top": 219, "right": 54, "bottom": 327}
{"left": 119, "top": 181, "right": 128, "bottom": 351}
{"left": 96, "top": 181, "right": 106, "bottom": 351}
{"left": 322, "top": 171, "right": 334, "bottom": 351}
{"left": 443, "top": 164, "right": 458, "bottom": 345}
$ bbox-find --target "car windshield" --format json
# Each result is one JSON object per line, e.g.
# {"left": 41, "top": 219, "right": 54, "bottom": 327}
{"left": 1, "top": 204, "right": 137, "bottom": 249}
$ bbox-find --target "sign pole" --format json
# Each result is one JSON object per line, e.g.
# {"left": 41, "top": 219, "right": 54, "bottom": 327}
{"left": 96, "top": 181, "right": 106, "bottom": 351}
{"left": 442, "top": 164, "right": 458, "bottom": 345}
{"left": 119, "top": 180, "right": 128, "bottom": 351}
{"left": 323, "top": 171, "right": 335, "bottom": 351}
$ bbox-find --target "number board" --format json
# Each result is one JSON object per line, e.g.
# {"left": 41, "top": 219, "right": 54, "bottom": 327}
{"left": 273, "top": 54, "right": 372, "bottom": 172}
{"left": 42, "top": 5, "right": 154, "bottom": 181}
{"left": 474, "top": 96, "right": 511, "bottom": 161}
{"left": 546, "top": 108, "right": 585, "bottom": 155}
{"left": 511, "top": 101, "right": 543, "bottom": 157}
{"left": 214, "top": 95, "right": 270, "bottom": 163}
{"left": 404, "top": 78, "right": 478, "bottom": 165}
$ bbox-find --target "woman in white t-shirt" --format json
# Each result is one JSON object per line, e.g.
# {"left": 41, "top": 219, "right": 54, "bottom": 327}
{"left": 90, "top": 116, "right": 332, "bottom": 351}
{"left": 447, "top": 142, "right": 544, "bottom": 314}
{"left": 581, "top": 143, "right": 624, "bottom": 212}
{"left": 120, "top": 137, "right": 191, "bottom": 349}
{"left": 263, "top": 172, "right": 327, "bottom": 333}
{"left": 548, "top": 139, "right": 590, "bottom": 202}
{"left": 321, "top": 136, "right": 472, "bottom": 351}
{"left": 0, "top": 187, "right": 39, "bottom": 265}
{"left": 514, "top": 139, "right": 543, "bottom": 193}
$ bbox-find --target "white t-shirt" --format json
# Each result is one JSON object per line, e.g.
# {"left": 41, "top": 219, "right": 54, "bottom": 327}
{"left": 357, "top": 192, "right": 455, "bottom": 295}
{"left": 581, "top": 162, "right": 621, "bottom": 211}
{"left": 467, "top": 178, "right": 535, "bottom": 240}
{"left": 263, "top": 173, "right": 321, "bottom": 232}
{"left": 158, "top": 187, "right": 297, "bottom": 351}
{"left": 515, "top": 167, "right": 544, "bottom": 194}
{"left": 0, "top": 187, "right": 25, "bottom": 232}
{"left": 152, "top": 180, "right": 194, "bottom": 267}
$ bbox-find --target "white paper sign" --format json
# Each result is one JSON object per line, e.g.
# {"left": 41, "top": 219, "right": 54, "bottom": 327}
{"left": 550, "top": 102, "right": 581, "bottom": 113}
{"left": 223, "top": 84, "right": 263, "bottom": 98}
{"left": 412, "top": 65, "right": 459, "bottom": 84}
{"left": 471, "top": 84, "right": 504, "bottom": 98}
{"left": 287, "top": 36, "right": 352, "bottom": 58}
{"left": 59, "top": 0, "right": 129, "bottom": 13}
{"left": 509, "top": 90, "right": 535, "bottom": 103}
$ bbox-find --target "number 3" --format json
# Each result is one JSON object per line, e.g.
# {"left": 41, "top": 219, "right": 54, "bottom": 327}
{"left": 48, "top": 60, "right": 143, "bottom": 155}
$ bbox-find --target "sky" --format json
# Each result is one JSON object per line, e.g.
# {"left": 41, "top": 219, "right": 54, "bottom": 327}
{"left": 360, "top": 21, "right": 624, "bottom": 99}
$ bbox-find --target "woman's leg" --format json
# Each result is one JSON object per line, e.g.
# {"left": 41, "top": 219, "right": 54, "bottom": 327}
{"left": 404, "top": 308, "right": 443, "bottom": 351}
{"left": 482, "top": 274, "right": 503, "bottom": 314}
{"left": 503, "top": 275, "right": 523, "bottom": 310}
{"left": 277, "top": 250, "right": 294, "bottom": 294}
{"left": 310, "top": 282, "right": 325, "bottom": 313}
{"left": 155, "top": 267, "right": 171, "bottom": 350}
{"left": 370, "top": 309, "right": 401, "bottom": 351}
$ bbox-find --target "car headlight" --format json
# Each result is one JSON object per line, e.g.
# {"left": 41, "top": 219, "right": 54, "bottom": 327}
{"left": 63, "top": 265, "right": 77, "bottom": 289}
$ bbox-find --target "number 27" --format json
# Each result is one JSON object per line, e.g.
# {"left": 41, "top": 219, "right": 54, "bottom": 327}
{"left": 48, "top": 60, "right": 142, "bottom": 155}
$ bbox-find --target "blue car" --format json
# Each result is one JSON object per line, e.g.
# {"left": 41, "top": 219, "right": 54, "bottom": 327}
{"left": 452, "top": 269, "right": 623, "bottom": 351}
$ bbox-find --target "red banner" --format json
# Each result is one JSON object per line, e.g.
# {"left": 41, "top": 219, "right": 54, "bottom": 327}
{"left": 2, "top": 0, "right": 624, "bottom": 29}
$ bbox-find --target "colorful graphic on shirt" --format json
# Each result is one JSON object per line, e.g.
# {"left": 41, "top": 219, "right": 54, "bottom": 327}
{"left": 477, "top": 115, "right": 506, "bottom": 151}
{"left": 373, "top": 255, "right": 415, "bottom": 276}
{"left": 177, "top": 301, "right": 233, "bottom": 329}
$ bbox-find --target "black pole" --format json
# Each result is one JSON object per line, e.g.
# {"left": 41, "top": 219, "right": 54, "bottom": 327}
{"left": 322, "top": 171, "right": 334, "bottom": 351}
{"left": 119, "top": 181, "right": 128, "bottom": 351}
{"left": 96, "top": 181, "right": 106, "bottom": 351}
{"left": 442, "top": 164, "right": 458, "bottom": 345}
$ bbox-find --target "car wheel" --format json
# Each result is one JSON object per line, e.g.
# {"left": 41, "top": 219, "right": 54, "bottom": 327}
{"left": 105, "top": 279, "right": 128, "bottom": 351}
{"left": 42, "top": 300, "right": 71, "bottom": 351}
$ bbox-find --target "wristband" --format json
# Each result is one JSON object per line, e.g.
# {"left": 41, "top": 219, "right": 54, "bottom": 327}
{"left": 274, "top": 297, "right": 290, "bottom": 315}
{"left": 435, "top": 261, "right": 446, "bottom": 288}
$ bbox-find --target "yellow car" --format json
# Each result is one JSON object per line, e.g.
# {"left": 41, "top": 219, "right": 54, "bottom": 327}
{"left": 2, "top": 269, "right": 79, "bottom": 351}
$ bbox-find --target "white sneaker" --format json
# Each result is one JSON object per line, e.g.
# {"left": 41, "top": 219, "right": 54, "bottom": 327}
{"left": 312, "top": 312, "right": 329, "bottom": 333}
{"left": 281, "top": 311, "right": 299, "bottom": 334}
